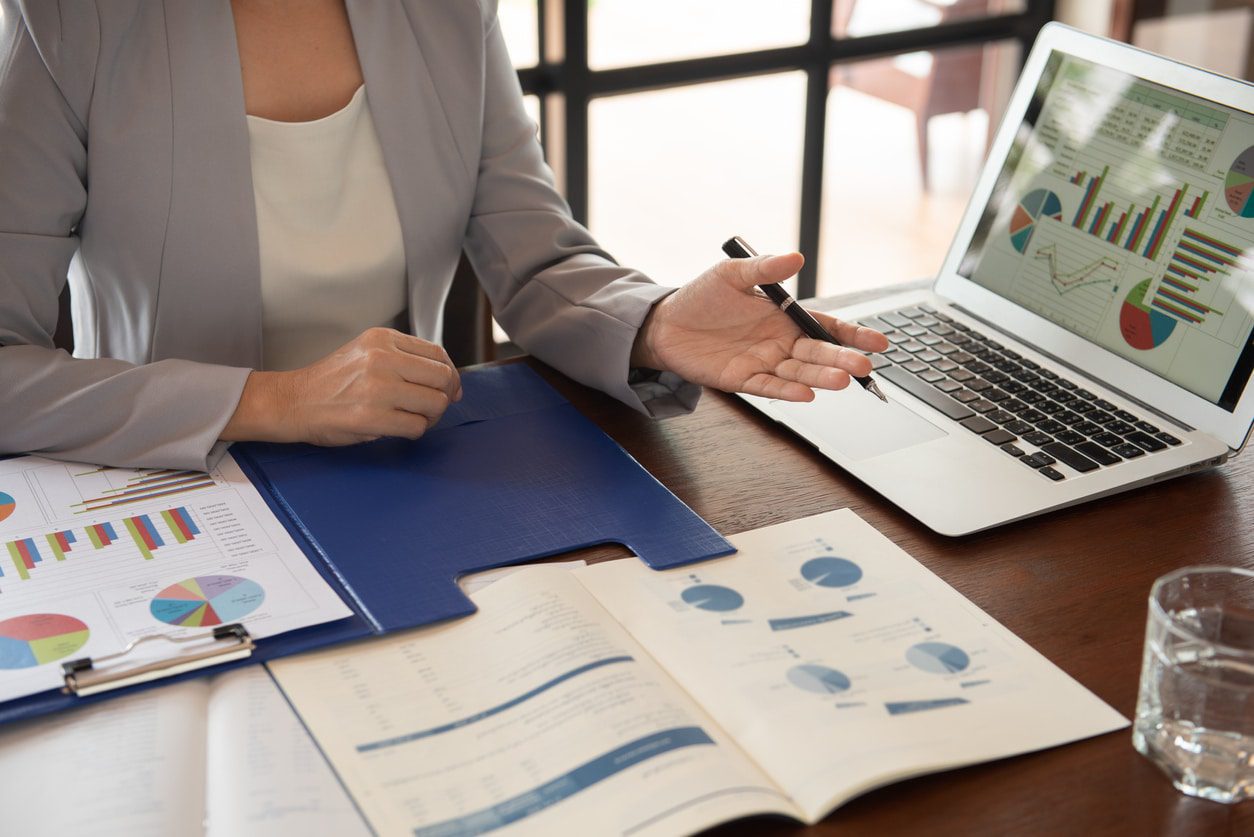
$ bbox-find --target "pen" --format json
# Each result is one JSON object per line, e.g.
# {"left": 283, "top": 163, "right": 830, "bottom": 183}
{"left": 722, "top": 236, "right": 887, "bottom": 403}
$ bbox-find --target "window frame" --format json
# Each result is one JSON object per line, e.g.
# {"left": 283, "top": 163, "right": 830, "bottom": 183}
{"left": 511, "top": 0, "right": 1058, "bottom": 298}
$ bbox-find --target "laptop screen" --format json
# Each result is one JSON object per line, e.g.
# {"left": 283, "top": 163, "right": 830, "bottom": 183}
{"left": 958, "top": 52, "right": 1254, "bottom": 412}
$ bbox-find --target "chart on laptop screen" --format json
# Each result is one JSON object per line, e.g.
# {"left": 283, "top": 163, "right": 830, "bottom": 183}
{"left": 960, "top": 53, "right": 1254, "bottom": 410}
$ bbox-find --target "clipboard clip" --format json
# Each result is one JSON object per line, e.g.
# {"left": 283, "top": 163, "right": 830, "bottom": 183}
{"left": 62, "top": 624, "right": 255, "bottom": 697}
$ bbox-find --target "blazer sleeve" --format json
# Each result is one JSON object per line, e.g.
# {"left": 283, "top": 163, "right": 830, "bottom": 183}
{"left": 0, "top": 3, "right": 251, "bottom": 471}
{"left": 461, "top": 0, "right": 701, "bottom": 418}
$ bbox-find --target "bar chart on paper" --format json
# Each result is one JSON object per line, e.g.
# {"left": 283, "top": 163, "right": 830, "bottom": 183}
{"left": 0, "top": 454, "right": 352, "bottom": 704}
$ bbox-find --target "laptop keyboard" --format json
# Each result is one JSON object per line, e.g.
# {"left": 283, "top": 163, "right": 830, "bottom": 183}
{"left": 860, "top": 305, "right": 1183, "bottom": 481}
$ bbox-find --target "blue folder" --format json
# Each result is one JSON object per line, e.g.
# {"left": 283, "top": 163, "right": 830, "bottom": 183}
{"left": 0, "top": 363, "right": 733, "bottom": 725}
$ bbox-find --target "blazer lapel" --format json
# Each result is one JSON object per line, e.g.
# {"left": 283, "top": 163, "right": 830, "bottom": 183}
{"left": 345, "top": 0, "right": 474, "bottom": 320}
{"left": 151, "top": 0, "right": 262, "bottom": 368}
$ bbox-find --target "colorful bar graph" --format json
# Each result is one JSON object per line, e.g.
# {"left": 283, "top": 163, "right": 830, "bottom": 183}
{"left": 6, "top": 538, "right": 42, "bottom": 581}
{"left": 124, "top": 514, "right": 165, "bottom": 561}
{"left": 74, "top": 470, "right": 216, "bottom": 514}
{"left": 160, "top": 507, "right": 200, "bottom": 545}
{"left": 1143, "top": 186, "right": 1186, "bottom": 261}
{"left": 1184, "top": 190, "right": 1208, "bottom": 219}
{"left": 45, "top": 530, "right": 76, "bottom": 561}
{"left": 1151, "top": 228, "right": 1232, "bottom": 327}
{"left": 87, "top": 522, "right": 117, "bottom": 549}
{"left": 1071, "top": 166, "right": 1109, "bottom": 230}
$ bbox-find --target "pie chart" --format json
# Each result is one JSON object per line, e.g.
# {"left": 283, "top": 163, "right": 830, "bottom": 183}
{"left": 906, "top": 641, "right": 971, "bottom": 675}
{"left": 0, "top": 613, "right": 90, "bottom": 669}
{"left": 1119, "top": 278, "right": 1176, "bottom": 351}
{"left": 0, "top": 491, "right": 15, "bottom": 523}
{"left": 1225, "top": 145, "right": 1254, "bottom": 218}
{"left": 800, "top": 556, "right": 863, "bottom": 588}
{"left": 680, "top": 584, "right": 744, "bottom": 612}
{"left": 787, "top": 664, "right": 851, "bottom": 694}
{"left": 1009, "top": 188, "right": 1064, "bottom": 253}
{"left": 150, "top": 575, "right": 265, "bottom": 627}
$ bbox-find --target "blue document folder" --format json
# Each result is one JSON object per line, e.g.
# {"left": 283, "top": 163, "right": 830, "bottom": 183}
{"left": 0, "top": 364, "right": 732, "bottom": 724}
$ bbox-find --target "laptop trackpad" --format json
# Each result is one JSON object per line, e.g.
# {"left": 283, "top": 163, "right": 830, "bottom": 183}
{"left": 776, "top": 391, "right": 949, "bottom": 461}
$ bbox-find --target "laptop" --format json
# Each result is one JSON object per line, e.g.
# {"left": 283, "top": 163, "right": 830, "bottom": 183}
{"left": 741, "top": 23, "right": 1254, "bottom": 536}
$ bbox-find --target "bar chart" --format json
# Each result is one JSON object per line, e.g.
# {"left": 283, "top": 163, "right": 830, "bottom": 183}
{"left": 2, "top": 506, "right": 202, "bottom": 581}
{"left": 1070, "top": 166, "right": 1193, "bottom": 262}
{"left": 1151, "top": 228, "right": 1236, "bottom": 327}
{"left": 72, "top": 469, "right": 217, "bottom": 514}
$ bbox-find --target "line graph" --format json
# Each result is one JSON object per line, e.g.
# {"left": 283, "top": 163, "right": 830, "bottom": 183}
{"left": 1032, "top": 244, "right": 1120, "bottom": 294}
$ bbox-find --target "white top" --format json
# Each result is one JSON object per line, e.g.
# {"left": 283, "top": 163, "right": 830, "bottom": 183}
{"left": 247, "top": 85, "right": 407, "bottom": 371}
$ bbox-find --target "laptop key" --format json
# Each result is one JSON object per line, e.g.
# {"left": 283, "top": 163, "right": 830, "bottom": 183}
{"left": 1037, "top": 401, "right": 1063, "bottom": 415}
{"left": 1039, "top": 369, "right": 1059, "bottom": 381}
{"left": 1124, "top": 431, "right": 1167, "bottom": 452}
{"left": 950, "top": 351, "right": 974, "bottom": 364}
{"left": 950, "top": 369, "right": 975, "bottom": 382}
{"left": 1036, "top": 419, "right": 1065, "bottom": 435}
{"left": 1024, "top": 431, "right": 1053, "bottom": 446}
{"left": 987, "top": 410, "right": 1016, "bottom": 424}
{"left": 860, "top": 317, "right": 895, "bottom": 332}
{"left": 953, "top": 390, "right": 980, "bottom": 403}
{"left": 898, "top": 307, "right": 928, "bottom": 319}
{"left": 917, "top": 350, "right": 943, "bottom": 364}
{"left": 1056, "top": 430, "right": 1085, "bottom": 446}
{"left": 1155, "top": 431, "right": 1182, "bottom": 446}
{"left": 1112, "top": 443, "right": 1146, "bottom": 459}
{"left": 878, "top": 365, "right": 974, "bottom": 420}
{"left": 1001, "top": 443, "right": 1025, "bottom": 457}
{"left": 919, "top": 335, "right": 943, "bottom": 347}
{"left": 933, "top": 359, "right": 959, "bottom": 372}
{"left": 1089, "top": 410, "right": 1115, "bottom": 425}
{"left": 1075, "top": 441, "right": 1122, "bottom": 466}
{"left": 949, "top": 333, "right": 973, "bottom": 346}
{"left": 1022, "top": 452, "right": 1056, "bottom": 468}
{"left": 1018, "top": 409, "right": 1046, "bottom": 423}
{"left": 1001, "top": 381, "right": 1027, "bottom": 395}
{"left": 1005, "top": 420, "right": 1034, "bottom": 435}
{"left": 970, "top": 399, "right": 997, "bottom": 414}
{"left": 933, "top": 342, "right": 959, "bottom": 355}
{"left": 1075, "top": 388, "right": 1097, "bottom": 400}
{"left": 1040, "top": 442, "right": 1100, "bottom": 473}
{"left": 903, "top": 360, "right": 929, "bottom": 373}
{"left": 935, "top": 379, "right": 963, "bottom": 393}
{"left": 918, "top": 370, "right": 946, "bottom": 383}
{"left": 1094, "top": 398, "right": 1117, "bottom": 411}
{"left": 984, "top": 429, "right": 1017, "bottom": 445}
{"left": 950, "top": 321, "right": 971, "bottom": 331}
{"left": 933, "top": 311, "right": 953, "bottom": 322}
{"left": 1038, "top": 466, "right": 1065, "bottom": 481}
{"left": 880, "top": 313, "right": 910, "bottom": 328}
{"left": 919, "top": 303, "right": 937, "bottom": 313}
{"left": 961, "top": 416, "right": 997, "bottom": 434}
{"left": 1071, "top": 400, "right": 1095, "bottom": 414}
{"left": 1094, "top": 432, "right": 1124, "bottom": 447}
{"left": 1054, "top": 390, "right": 1077, "bottom": 403}
{"left": 1135, "top": 420, "right": 1160, "bottom": 433}
{"left": 983, "top": 370, "right": 1009, "bottom": 385}
{"left": 1056, "top": 378, "right": 1077, "bottom": 390}
{"left": 967, "top": 378, "right": 993, "bottom": 392}
{"left": 916, "top": 316, "right": 940, "bottom": 328}
{"left": 902, "top": 325, "right": 927, "bottom": 337}
{"left": 1105, "top": 420, "right": 1135, "bottom": 435}
{"left": 985, "top": 389, "right": 1010, "bottom": 402}
{"left": 931, "top": 324, "right": 956, "bottom": 336}
{"left": 1114, "top": 410, "right": 1139, "bottom": 423}
{"left": 871, "top": 354, "right": 893, "bottom": 370}
{"left": 1019, "top": 359, "right": 1041, "bottom": 371}
{"left": 887, "top": 351, "right": 912, "bottom": 364}
{"left": 1073, "top": 421, "right": 1103, "bottom": 436}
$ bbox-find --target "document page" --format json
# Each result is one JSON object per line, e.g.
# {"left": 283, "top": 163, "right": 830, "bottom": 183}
{"left": 0, "top": 453, "right": 352, "bottom": 702}
{"left": 576, "top": 509, "right": 1129, "bottom": 820}
{"left": 269, "top": 568, "right": 798, "bottom": 837}
{"left": 205, "top": 666, "right": 369, "bottom": 837}
{"left": 0, "top": 680, "right": 210, "bottom": 837}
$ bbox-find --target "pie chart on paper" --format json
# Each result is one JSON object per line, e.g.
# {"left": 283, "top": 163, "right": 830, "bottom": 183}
{"left": 0, "top": 492, "right": 16, "bottom": 523}
{"left": 150, "top": 575, "right": 266, "bottom": 627}
{"left": 0, "top": 613, "right": 90, "bottom": 669}
{"left": 680, "top": 584, "right": 744, "bottom": 612}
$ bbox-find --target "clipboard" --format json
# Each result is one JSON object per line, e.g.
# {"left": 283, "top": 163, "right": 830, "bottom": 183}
{"left": 0, "top": 363, "right": 733, "bottom": 724}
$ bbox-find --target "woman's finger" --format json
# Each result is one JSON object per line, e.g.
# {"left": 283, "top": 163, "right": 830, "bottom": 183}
{"left": 736, "top": 372, "right": 816, "bottom": 402}
{"left": 809, "top": 310, "right": 890, "bottom": 352}
{"left": 774, "top": 358, "right": 853, "bottom": 391}
{"left": 789, "top": 338, "right": 873, "bottom": 377}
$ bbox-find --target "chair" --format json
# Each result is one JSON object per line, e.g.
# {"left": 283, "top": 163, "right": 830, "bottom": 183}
{"left": 830, "top": 0, "right": 1006, "bottom": 190}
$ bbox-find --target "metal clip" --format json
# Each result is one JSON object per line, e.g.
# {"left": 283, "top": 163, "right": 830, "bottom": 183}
{"left": 62, "top": 624, "right": 254, "bottom": 696}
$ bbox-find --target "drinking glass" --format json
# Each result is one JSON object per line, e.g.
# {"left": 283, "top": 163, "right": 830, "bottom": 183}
{"left": 1132, "top": 566, "right": 1254, "bottom": 804}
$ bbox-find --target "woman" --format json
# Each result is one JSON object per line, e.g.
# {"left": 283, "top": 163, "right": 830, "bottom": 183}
{"left": 0, "top": 0, "right": 887, "bottom": 471}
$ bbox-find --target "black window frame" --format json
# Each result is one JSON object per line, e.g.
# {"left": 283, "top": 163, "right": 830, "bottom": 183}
{"left": 512, "top": 0, "right": 1058, "bottom": 298}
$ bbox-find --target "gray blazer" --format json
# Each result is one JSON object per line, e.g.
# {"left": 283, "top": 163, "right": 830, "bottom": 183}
{"left": 0, "top": 0, "right": 698, "bottom": 470}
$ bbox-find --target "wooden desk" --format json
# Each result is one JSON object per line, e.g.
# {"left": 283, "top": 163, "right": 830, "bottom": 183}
{"left": 526, "top": 321, "right": 1254, "bottom": 836}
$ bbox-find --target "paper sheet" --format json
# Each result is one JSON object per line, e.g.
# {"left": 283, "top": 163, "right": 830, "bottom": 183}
{"left": 270, "top": 568, "right": 797, "bottom": 836}
{"left": 575, "top": 509, "right": 1129, "bottom": 820}
{"left": 0, "top": 453, "right": 352, "bottom": 702}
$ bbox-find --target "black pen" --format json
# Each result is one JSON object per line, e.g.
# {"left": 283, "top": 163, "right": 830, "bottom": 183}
{"left": 722, "top": 236, "right": 887, "bottom": 403}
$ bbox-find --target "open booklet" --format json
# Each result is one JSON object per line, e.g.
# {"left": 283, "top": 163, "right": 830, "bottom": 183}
{"left": 270, "top": 509, "right": 1129, "bottom": 836}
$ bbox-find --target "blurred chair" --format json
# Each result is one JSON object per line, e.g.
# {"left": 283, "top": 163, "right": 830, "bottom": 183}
{"left": 831, "top": 0, "right": 1006, "bottom": 190}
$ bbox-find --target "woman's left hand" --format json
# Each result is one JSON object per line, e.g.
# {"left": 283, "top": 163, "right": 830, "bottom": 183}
{"left": 630, "top": 252, "right": 890, "bottom": 401}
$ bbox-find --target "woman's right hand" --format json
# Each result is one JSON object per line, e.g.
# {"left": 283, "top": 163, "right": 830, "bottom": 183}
{"left": 221, "top": 327, "right": 463, "bottom": 445}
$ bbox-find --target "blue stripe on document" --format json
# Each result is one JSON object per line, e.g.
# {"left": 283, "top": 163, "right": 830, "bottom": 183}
{"left": 885, "top": 698, "right": 969, "bottom": 715}
{"left": 412, "top": 727, "right": 715, "bottom": 837}
{"left": 356, "top": 655, "right": 634, "bottom": 753}
{"left": 767, "top": 611, "right": 853, "bottom": 631}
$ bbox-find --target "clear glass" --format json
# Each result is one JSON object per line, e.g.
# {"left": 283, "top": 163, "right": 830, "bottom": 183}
{"left": 498, "top": 0, "right": 539, "bottom": 68}
{"left": 1132, "top": 566, "right": 1254, "bottom": 804}
{"left": 588, "top": 0, "right": 809, "bottom": 70}
{"left": 833, "top": 0, "right": 1025, "bottom": 39}
{"left": 588, "top": 73, "right": 806, "bottom": 290}
{"left": 817, "top": 41, "right": 1020, "bottom": 297}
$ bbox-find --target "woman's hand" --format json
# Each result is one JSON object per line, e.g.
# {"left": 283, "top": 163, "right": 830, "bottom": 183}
{"left": 222, "top": 327, "right": 462, "bottom": 445}
{"left": 631, "top": 252, "right": 890, "bottom": 401}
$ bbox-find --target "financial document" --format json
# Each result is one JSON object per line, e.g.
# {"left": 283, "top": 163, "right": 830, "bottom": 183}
{"left": 0, "top": 453, "right": 352, "bottom": 702}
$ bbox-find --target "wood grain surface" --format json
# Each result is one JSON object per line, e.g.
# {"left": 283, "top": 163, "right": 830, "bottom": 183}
{"left": 519, "top": 350, "right": 1254, "bottom": 837}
